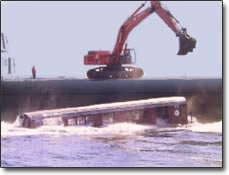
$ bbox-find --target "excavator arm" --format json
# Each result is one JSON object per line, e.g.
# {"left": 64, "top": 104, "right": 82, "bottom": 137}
{"left": 150, "top": 1, "right": 196, "bottom": 55}
{"left": 112, "top": 1, "right": 196, "bottom": 59}
{"left": 151, "top": 1, "right": 180, "bottom": 35}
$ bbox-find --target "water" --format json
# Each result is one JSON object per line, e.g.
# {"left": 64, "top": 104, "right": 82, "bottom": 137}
{"left": 1, "top": 118, "right": 222, "bottom": 167}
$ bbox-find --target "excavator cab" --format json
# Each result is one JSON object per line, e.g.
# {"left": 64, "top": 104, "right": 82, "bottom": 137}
{"left": 177, "top": 28, "right": 196, "bottom": 56}
{"left": 120, "top": 48, "right": 136, "bottom": 64}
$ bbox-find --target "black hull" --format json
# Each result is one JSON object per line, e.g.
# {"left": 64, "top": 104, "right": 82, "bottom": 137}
{"left": 1, "top": 78, "right": 222, "bottom": 123}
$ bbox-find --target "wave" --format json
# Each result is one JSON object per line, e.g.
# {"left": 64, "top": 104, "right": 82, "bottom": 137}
{"left": 1, "top": 122, "right": 150, "bottom": 138}
{"left": 183, "top": 120, "right": 222, "bottom": 133}
{"left": 1, "top": 117, "right": 222, "bottom": 138}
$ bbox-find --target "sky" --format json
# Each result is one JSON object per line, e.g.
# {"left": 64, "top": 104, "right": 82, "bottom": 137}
{"left": 1, "top": 1, "right": 222, "bottom": 78}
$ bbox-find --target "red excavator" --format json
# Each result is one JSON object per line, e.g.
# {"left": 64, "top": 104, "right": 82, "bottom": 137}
{"left": 84, "top": 1, "right": 196, "bottom": 80}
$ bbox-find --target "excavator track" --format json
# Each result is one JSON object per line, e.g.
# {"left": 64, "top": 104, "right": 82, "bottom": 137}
{"left": 87, "top": 66, "right": 144, "bottom": 80}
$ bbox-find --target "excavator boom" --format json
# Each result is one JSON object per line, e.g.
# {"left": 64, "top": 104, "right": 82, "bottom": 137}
{"left": 112, "top": 2, "right": 153, "bottom": 60}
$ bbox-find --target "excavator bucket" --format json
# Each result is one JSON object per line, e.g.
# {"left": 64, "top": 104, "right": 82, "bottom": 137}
{"left": 177, "top": 30, "right": 196, "bottom": 56}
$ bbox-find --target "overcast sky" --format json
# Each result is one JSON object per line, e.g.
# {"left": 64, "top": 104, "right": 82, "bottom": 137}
{"left": 1, "top": 1, "right": 222, "bottom": 78}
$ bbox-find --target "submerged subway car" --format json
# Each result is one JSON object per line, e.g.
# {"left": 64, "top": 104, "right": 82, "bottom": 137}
{"left": 15, "top": 97, "right": 188, "bottom": 129}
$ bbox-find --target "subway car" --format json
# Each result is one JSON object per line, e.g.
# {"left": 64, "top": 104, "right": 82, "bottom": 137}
{"left": 15, "top": 97, "right": 188, "bottom": 129}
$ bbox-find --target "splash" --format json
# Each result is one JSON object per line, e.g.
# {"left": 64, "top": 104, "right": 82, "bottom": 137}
{"left": 1, "top": 117, "right": 222, "bottom": 139}
{"left": 186, "top": 121, "right": 222, "bottom": 133}
{"left": 178, "top": 116, "right": 222, "bottom": 133}
{"left": 1, "top": 122, "right": 14, "bottom": 136}
{"left": 1, "top": 121, "right": 44, "bottom": 137}
{"left": 37, "top": 122, "right": 151, "bottom": 137}
{"left": 1, "top": 121, "right": 150, "bottom": 138}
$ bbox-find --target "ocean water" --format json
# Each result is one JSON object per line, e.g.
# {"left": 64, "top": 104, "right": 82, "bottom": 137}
{"left": 1, "top": 118, "right": 222, "bottom": 167}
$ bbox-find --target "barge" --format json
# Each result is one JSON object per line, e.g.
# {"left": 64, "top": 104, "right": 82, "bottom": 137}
{"left": 15, "top": 97, "right": 188, "bottom": 129}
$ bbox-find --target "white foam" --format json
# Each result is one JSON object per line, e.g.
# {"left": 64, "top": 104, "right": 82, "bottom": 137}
{"left": 2, "top": 117, "right": 222, "bottom": 139}
{"left": 1, "top": 122, "right": 150, "bottom": 137}
{"left": 178, "top": 117, "right": 222, "bottom": 133}
{"left": 188, "top": 121, "right": 222, "bottom": 133}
